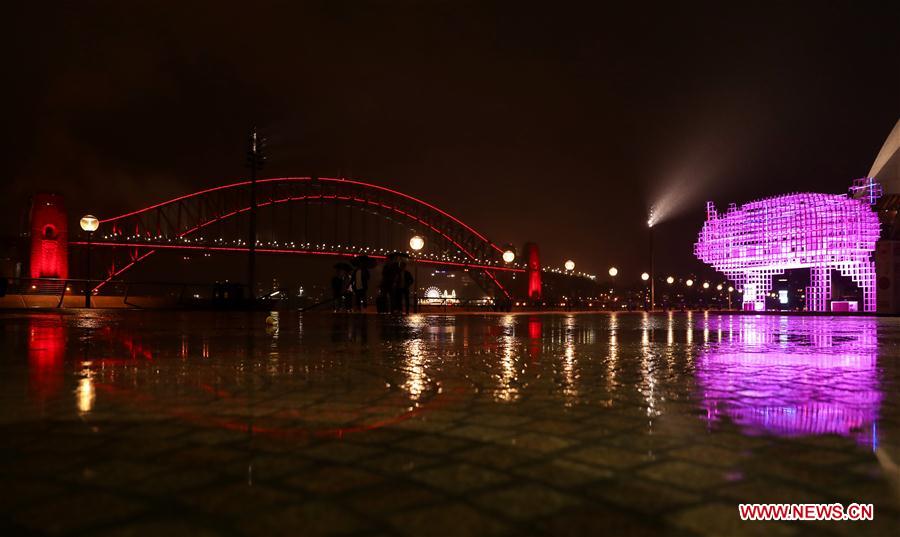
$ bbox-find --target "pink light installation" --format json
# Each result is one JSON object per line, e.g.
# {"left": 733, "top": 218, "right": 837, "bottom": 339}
{"left": 694, "top": 181, "right": 881, "bottom": 311}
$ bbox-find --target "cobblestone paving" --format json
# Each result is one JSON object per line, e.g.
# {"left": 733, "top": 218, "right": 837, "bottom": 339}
{"left": 0, "top": 311, "right": 898, "bottom": 536}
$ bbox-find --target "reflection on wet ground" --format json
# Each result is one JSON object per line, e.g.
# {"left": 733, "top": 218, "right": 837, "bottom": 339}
{"left": 0, "top": 311, "right": 898, "bottom": 535}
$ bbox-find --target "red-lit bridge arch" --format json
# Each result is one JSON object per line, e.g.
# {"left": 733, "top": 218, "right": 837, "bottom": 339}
{"left": 73, "top": 177, "right": 527, "bottom": 297}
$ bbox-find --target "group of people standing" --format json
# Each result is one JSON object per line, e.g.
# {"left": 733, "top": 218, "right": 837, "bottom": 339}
{"left": 331, "top": 258, "right": 414, "bottom": 314}
{"left": 378, "top": 259, "right": 414, "bottom": 314}
{"left": 331, "top": 264, "right": 369, "bottom": 312}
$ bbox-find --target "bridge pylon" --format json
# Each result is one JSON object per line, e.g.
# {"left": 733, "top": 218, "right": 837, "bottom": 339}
{"left": 524, "top": 242, "right": 542, "bottom": 303}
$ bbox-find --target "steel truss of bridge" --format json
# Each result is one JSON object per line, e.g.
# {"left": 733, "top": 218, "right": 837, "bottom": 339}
{"left": 72, "top": 177, "right": 538, "bottom": 297}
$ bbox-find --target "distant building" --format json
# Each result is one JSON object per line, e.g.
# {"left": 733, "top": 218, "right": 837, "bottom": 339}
{"left": 869, "top": 119, "right": 900, "bottom": 193}
{"left": 867, "top": 120, "right": 900, "bottom": 312}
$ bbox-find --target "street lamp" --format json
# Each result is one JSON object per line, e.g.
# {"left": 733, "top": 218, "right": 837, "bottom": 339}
{"left": 80, "top": 215, "right": 99, "bottom": 308}
{"left": 647, "top": 217, "right": 655, "bottom": 311}
{"left": 702, "top": 282, "right": 710, "bottom": 289}
{"left": 409, "top": 235, "right": 424, "bottom": 312}
{"left": 608, "top": 266, "right": 618, "bottom": 277}
{"left": 640, "top": 271, "right": 651, "bottom": 310}
{"left": 565, "top": 260, "right": 575, "bottom": 271}
{"left": 502, "top": 249, "right": 515, "bottom": 263}
{"left": 80, "top": 215, "right": 99, "bottom": 233}
{"left": 686, "top": 279, "right": 694, "bottom": 287}
{"left": 716, "top": 284, "right": 723, "bottom": 291}
{"left": 666, "top": 276, "right": 674, "bottom": 284}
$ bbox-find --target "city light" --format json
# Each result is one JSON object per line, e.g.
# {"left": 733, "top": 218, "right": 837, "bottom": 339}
{"left": 608, "top": 266, "right": 618, "bottom": 277}
{"left": 641, "top": 272, "right": 649, "bottom": 281}
{"left": 716, "top": 284, "right": 723, "bottom": 291}
{"left": 686, "top": 279, "right": 694, "bottom": 287}
{"left": 79, "top": 214, "right": 99, "bottom": 232}
{"left": 702, "top": 282, "right": 710, "bottom": 289}
{"left": 666, "top": 276, "right": 674, "bottom": 284}
{"left": 409, "top": 235, "right": 425, "bottom": 251}
{"left": 564, "top": 260, "right": 575, "bottom": 271}
{"left": 502, "top": 249, "right": 515, "bottom": 263}
{"left": 728, "top": 286, "right": 734, "bottom": 292}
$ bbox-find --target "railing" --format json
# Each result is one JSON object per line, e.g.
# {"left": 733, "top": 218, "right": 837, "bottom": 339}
{"left": 2, "top": 278, "right": 512, "bottom": 311}
{"left": 0, "top": 277, "right": 226, "bottom": 308}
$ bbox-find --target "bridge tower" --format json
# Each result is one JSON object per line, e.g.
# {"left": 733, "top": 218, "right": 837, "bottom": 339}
{"left": 29, "top": 193, "right": 68, "bottom": 280}
{"left": 524, "top": 242, "right": 542, "bottom": 302}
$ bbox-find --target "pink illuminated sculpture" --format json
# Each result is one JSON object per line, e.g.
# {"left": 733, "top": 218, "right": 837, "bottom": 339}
{"left": 694, "top": 179, "right": 881, "bottom": 312}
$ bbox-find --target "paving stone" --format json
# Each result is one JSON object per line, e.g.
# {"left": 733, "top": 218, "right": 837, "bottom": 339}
{"left": 409, "top": 462, "right": 510, "bottom": 494}
{"left": 473, "top": 483, "right": 582, "bottom": 521}
{"left": 388, "top": 502, "right": 510, "bottom": 536}
{"left": 668, "top": 502, "right": 798, "bottom": 536}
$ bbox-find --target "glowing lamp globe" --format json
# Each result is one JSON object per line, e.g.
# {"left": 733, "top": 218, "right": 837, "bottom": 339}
{"left": 564, "top": 260, "right": 575, "bottom": 271}
{"left": 666, "top": 276, "right": 674, "bottom": 284}
{"left": 702, "top": 282, "right": 710, "bottom": 289}
{"left": 409, "top": 235, "right": 425, "bottom": 251}
{"left": 641, "top": 272, "right": 650, "bottom": 281}
{"left": 80, "top": 214, "right": 99, "bottom": 232}
{"left": 716, "top": 284, "right": 723, "bottom": 291}
{"left": 728, "top": 286, "right": 734, "bottom": 292}
{"left": 502, "top": 250, "right": 515, "bottom": 263}
{"left": 686, "top": 279, "right": 694, "bottom": 287}
{"left": 608, "top": 267, "right": 618, "bottom": 277}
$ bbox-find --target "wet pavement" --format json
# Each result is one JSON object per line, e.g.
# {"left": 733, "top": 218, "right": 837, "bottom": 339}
{"left": 1, "top": 310, "right": 898, "bottom": 536}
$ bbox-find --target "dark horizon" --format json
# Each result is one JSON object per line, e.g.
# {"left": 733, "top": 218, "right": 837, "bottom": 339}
{"left": 3, "top": 1, "right": 899, "bottom": 279}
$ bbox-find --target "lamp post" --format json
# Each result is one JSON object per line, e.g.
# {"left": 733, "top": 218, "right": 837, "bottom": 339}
{"left": 502, "top": 249, "right": 515, "bottom": 263}
{"left": 648, "top": 218, "right": 655, "bottom": 311}
{"left": 80, "top": 215, "right": 99, "bottom": 308}
{"left": 564, "top": 259, "right": 575, "bottom": 271}
{"left": 607, "top": 267, "right": 617, "bottom": 307}
{"left": 246, "top": 127, "right": 265, "bottom": 301}
{"left": 410, "top": 235, "right": 424, "bottom": 312}
{"left": 641, "top": 271, "right": 650, "bottom": 310}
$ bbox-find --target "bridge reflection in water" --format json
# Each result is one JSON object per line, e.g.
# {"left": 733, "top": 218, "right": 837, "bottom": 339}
{"left": 696, "top": 315, "right": 880, "bottom": 447}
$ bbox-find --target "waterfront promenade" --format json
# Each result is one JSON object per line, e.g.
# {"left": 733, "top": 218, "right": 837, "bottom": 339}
{"left": 1, "top": 310, "right": 897, "bottom": 535}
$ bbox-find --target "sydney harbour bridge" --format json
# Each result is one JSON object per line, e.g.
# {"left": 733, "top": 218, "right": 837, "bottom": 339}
{"left": 34, "top": 176, "right": 601, "bottom": 308}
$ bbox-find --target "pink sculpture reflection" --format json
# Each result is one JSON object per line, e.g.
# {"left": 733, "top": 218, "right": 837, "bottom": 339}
{"left": 694, "top": 180, "right": 881, "bottom": 312}
{"left": 697, "top": 316, "right": 880, "bottom": 447}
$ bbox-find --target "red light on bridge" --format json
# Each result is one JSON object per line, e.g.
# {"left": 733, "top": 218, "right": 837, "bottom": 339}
{"left": 525, "top": 243, "right": 542, "bottom": 301}
{"left": 29, "top": 193, "right": 68, "bottom": 280}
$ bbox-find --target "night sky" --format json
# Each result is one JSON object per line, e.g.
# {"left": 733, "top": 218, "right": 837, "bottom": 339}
{"left": 3, "top": 1, "right": 899, "bottom": 279}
